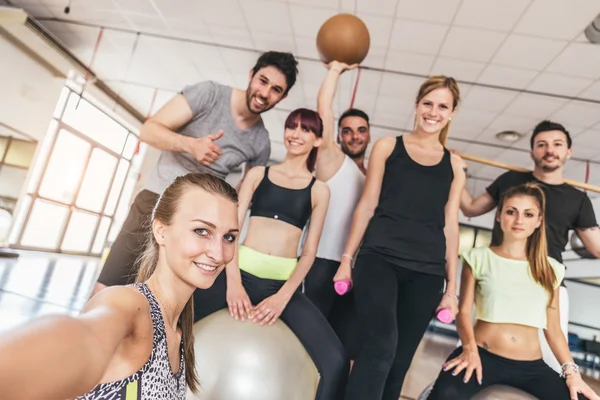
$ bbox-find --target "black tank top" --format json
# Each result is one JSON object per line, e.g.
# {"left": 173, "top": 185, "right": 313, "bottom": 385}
{"left": 361, "top": 136, "right": 454, "bottom": 275}
{"left": 249, "top": 166, "right": 316, "bottom": 229}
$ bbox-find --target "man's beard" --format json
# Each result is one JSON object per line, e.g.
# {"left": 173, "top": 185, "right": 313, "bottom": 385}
{"left": 534, "top": 154, "right": 563, "bottom": 172}
{"left": 342, "top": 143, "right": 366, "bottom": 159}
{"left": 245, "top": 91, "right": 270, "bottom": 115}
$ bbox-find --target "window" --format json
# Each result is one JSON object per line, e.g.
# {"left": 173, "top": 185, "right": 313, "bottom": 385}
{"left": 9, "top": 82, "right": 147, "bottom": 256}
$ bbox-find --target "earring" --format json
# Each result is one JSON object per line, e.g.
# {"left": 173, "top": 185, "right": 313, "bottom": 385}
{"left": 449, "top": 117, "right": 452, "bottom": 121}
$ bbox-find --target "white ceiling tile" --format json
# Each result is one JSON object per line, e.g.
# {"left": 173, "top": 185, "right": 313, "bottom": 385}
{"left": 356, "top": 0, "right": 397, "bottom": 17}
{"left": 389, "top": 20, "right": 448, "bottom": 55}
{"left": 377, "top": 74, "right": 424, "bottom": 99}
{"left": 114, "top": 0, "right": 159, "bottom": 15}
{"left": 462, "top": 143, "right": 506, "bottom": 160}
{"left": 356, "top": 13, "right": 394, "bottom": 49}
{"left": 353, "top": 69, "right": 383, "bottom": 96}
{"left": 241, "top": 0, "right": 291, "bottom": 34}
{"left": 514, "top": 0, "right": 600, "bottom": 40}
{"left": 197, "top": 0, "right": 247, "bottom": 28}
{"left": 580, "top": 81, "right": 600, "bottom": 101}
{"left": 185, "top": 44, "right": 228, "bottom": 71}
{"left": 295, "top": 36, "right": 320, "bottom": 60}
{"left": 446, "top": 124, "right": 482, "bottom": 141}
{"left": 220, "top": 50, "right": 262, "bottom": 73}
{"left": 477, "top": 65, "right": 538, "bottom": 89}
{"left": 153, "top": 0, "right": 201, "bottom": 19}
{"left": 550, "top": 101, "right": 600, "bottom": 130}
{"left": 349, "top": 93, "right": 377, "bottom": 117}
{"left": 503, "top": 93, "right": 567, "bottom": 119}
{"left": 490, "top": 34, "right": 567, "bottom": 71}
{"left": 167, "top": 21, "right": 213, "bottom": 43}
{"left": 290, "top": 5, "right": 336, "bottom": 40}
{"left": 384, "top": 50, "right": 435, "bottom": 75}
{"left": 196, "top": 70, "right": 235, "bottom": 86}
{"left": 252, "top": 31, "right": 295, "bottom": 53}
{"left": 289, "top": 0, "right": 339, "bottom": 10}
{"left": 395, "top": 0, "right": 461, "bottom": 24}
{"left": 460, "top": 86, "right": 518, "bottom": 113}
{"left": 429, "top": 58, "right": 487, "bottom": 82}
{"left": 439, "top": 27, "right": 507, "bottom": 63}
{"left": 545, "top": 43, "right": 600, "bottom": 80}
{"left": 208, "top": 26, "right": 254, "bottom": 48}
{"left": 526, "top": 73, "right": 593, "bottom": 97}
{"left": 375, "top": 93, "right": 416, "bottom": 115}
{"left": 487, "top": 114, "right": 539, "bottom": 135}
{"left": 453, "top": 0, "right": 530, "bottom": 31}
{"left": 573, "top": 129, "right": 600, "bottom": 150}
{"left": 361, "top": 46, "right": 388, "bottom": 69}
{"left": 372, "top": 111, "right": 412, "bottom": 130}
{"left": 125, "top": 15, "right": 169, "bottom": 34}
{"left": 452, "top": 107, "right": 498, "bottom": 130}
{"left": 339, "top": 0, "right": 355, "bottom": 13}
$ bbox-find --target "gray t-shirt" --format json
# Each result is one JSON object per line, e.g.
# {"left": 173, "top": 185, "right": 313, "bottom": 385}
{"left": 145, "top": 81, "right": 271, "bottom": 194}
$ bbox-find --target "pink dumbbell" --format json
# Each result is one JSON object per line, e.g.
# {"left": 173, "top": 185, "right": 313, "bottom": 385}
{"left": 334, "top": 279, "right": 352, "bottom": 295}
{"left": 436, "top": 308, "right": 453, "bottom": 324}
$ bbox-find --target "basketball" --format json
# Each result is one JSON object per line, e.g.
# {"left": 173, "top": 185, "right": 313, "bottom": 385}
{"left": 316, "top": 14, "right": 370, "bottom": 65}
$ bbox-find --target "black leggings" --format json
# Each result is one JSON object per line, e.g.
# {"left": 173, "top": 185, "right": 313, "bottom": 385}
{"left": 98, "top": 190, "right": 159, "bottom": 286}
{"left": 304, "top": 257, "right": 363, "bottom": 359}
{"left": 193, "top": 270, "right": 350, "bottom": 400}
{"left": 345, "top": 253, "right": 445, "bottom": 400}
{"left": 427, "top": 346, "right": 589, "bottom": 400}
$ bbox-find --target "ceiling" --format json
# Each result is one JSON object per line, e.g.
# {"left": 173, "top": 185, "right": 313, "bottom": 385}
{"left": 3, "top": 0, "right": 600, "bottom": 196}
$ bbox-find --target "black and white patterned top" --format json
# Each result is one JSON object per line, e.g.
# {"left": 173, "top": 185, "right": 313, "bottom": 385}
{"left": 75, "top": 283, "right": 187, "bottom": 400}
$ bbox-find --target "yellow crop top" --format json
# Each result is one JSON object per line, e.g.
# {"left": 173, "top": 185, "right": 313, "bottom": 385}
{"left": 462, "top": 247, "right": 565, "bottom": 329}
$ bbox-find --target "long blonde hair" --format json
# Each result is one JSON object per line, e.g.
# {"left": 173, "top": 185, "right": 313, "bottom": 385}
{"left": 135, "top": 173, "right": 238, "bottom": 393}
{"left": 495, "top": 183, "right": 557, "bottom": 304}
{"left": 415, "top": 75, "right": 460, "bottom": 146}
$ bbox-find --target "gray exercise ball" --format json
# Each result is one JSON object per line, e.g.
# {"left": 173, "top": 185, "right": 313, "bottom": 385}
{"left": 188, "top": 309, "right": 320, "bottom": 400}
{"left": 570, "top": 231, "right": 594, "bottom": 259}
{"left": 418, "top": 381, "right": 538, "bottom": 399}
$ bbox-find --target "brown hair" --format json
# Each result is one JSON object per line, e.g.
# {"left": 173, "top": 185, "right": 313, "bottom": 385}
{"left": 415, "top": 75, "right": 460, "bottom": 147}
{"left": 284, "top": 108, "right": 324, "bottom": 172}
{"left": 495, "top": 183, "right": 557, "bottom": 304}
{"left": 135, "top": 173, "right": 238, "bottom": 393}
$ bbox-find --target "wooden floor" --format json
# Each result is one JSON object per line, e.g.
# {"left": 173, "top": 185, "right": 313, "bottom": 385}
{"left": 1, "top": 250, "right": 599, "bottom": 399}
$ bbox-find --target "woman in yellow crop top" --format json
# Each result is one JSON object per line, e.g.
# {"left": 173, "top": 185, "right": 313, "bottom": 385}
{"left": 427, "top": 183, "right": 599, "bottom": 400}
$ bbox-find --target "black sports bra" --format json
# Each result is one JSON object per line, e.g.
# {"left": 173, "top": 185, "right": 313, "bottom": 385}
{"left": 249, "top": 167, "right": 316, "bottom": 229}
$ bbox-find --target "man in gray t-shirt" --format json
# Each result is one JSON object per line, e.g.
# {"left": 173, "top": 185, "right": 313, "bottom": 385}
{"left": 93, "top": 51, "right": 299, "bottom": 294}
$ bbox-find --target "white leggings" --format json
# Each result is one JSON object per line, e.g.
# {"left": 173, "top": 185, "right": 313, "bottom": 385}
{"left": 539, "top": 285, "right": 569, "bottom": 373}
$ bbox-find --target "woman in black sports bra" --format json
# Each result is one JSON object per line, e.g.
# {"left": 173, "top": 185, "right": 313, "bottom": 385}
{"left": 193, "top": 108, "right": 349, "bottom": 399}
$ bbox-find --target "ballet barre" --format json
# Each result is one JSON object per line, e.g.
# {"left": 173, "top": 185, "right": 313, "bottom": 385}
{"left": 459, "top": 153, "right": 600, "bottom": 194}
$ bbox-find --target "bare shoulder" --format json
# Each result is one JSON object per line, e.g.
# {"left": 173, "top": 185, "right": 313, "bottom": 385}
{"left": 450, "top": 152, "right": 467, "bottom": 170}
{"left": 244, "top": 166, "right": 266, "bottom": 186}
{"left": 83, "top": 285, "right": 149, "bottom": 318}
{"left": 376, "top": 136, "right": 397, "bottom": 149}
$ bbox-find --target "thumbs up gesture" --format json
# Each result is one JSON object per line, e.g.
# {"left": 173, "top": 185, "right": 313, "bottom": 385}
{"left": 190, "top": 130, "right": 223, "bottom": 166}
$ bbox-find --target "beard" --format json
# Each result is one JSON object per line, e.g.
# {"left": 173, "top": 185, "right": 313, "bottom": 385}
{"left": 245, "top": 90, "right": 271, "bottom": 115}
{"left": 342, "top": 142, "right": 367, "bottom": 159}
{"left": 533, "top": 154, "right": 563, "bottom": 172}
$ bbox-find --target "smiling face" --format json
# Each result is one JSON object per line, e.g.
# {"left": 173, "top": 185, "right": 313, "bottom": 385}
{"left": 497, "top": 194, "right": 542, "bottom": 241}
{"left": 154, "top": 186, "right": 239, "bottom": 289}
{"left": 530, "top": 130, "right": 572, "bottom": 172}
{"left": 414, "top": 87, "right": 456, "bottom": 135}
{"left": 245, "top": 66, "right": 288, "bottom": 114}
{"left": 284, "top": 116, "right": 322, "bottom": 157}
{"left": 339, "top": 115, "right": 370, "bottom": 159}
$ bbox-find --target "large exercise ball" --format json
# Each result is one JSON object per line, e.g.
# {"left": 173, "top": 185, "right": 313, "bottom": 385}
{"left": 570, "top": 231, "right": 594, "bottom": 259}
{"left": 189, "top": 309, "right": 320, "bottom": 400}
{"left": 316, "top": 14, "right": 370, "bottom": 65}
{"left": 418, "top": 381, "right": 538, "bottom": 399}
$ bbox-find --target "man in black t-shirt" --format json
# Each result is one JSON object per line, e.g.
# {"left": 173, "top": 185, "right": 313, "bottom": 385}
{"left": 460, "top": 120, "right": 600, "bottom": 372}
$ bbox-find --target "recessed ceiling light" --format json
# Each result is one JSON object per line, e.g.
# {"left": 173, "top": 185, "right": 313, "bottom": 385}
{"left": 585, "top": 14, "right": 600, "bottom": 44}
{"left": 495, "top": 130, "right": 522, "bottom": 142}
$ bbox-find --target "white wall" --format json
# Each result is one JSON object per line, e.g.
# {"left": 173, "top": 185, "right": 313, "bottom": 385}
{"left": 0, "top": 35, "right": 65, "bottom": 141}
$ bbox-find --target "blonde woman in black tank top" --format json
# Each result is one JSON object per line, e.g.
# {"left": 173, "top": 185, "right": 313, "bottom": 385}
{"left": 334, "top": 76, "right": 467, "bottom": 400}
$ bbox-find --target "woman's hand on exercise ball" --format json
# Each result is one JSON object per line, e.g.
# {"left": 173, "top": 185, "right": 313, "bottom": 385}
{"left": 566, "top": 372, "right": 600, "bottom": 400}
{"left": 325, "top": 60, "right": 358, "bottom": 74}
{"left": 443, "top": 346, "right": 483, "bottom": 385}
{"left": 226, "top": 281, "right": 253, "bottom": 321}
{"left": 251, "top": 293, "right": 290, "bottom": 326}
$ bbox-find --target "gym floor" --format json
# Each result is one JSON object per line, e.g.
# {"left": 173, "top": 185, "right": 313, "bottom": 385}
{"left": 1, "top": 250, "right": 599, "bottom": 400}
